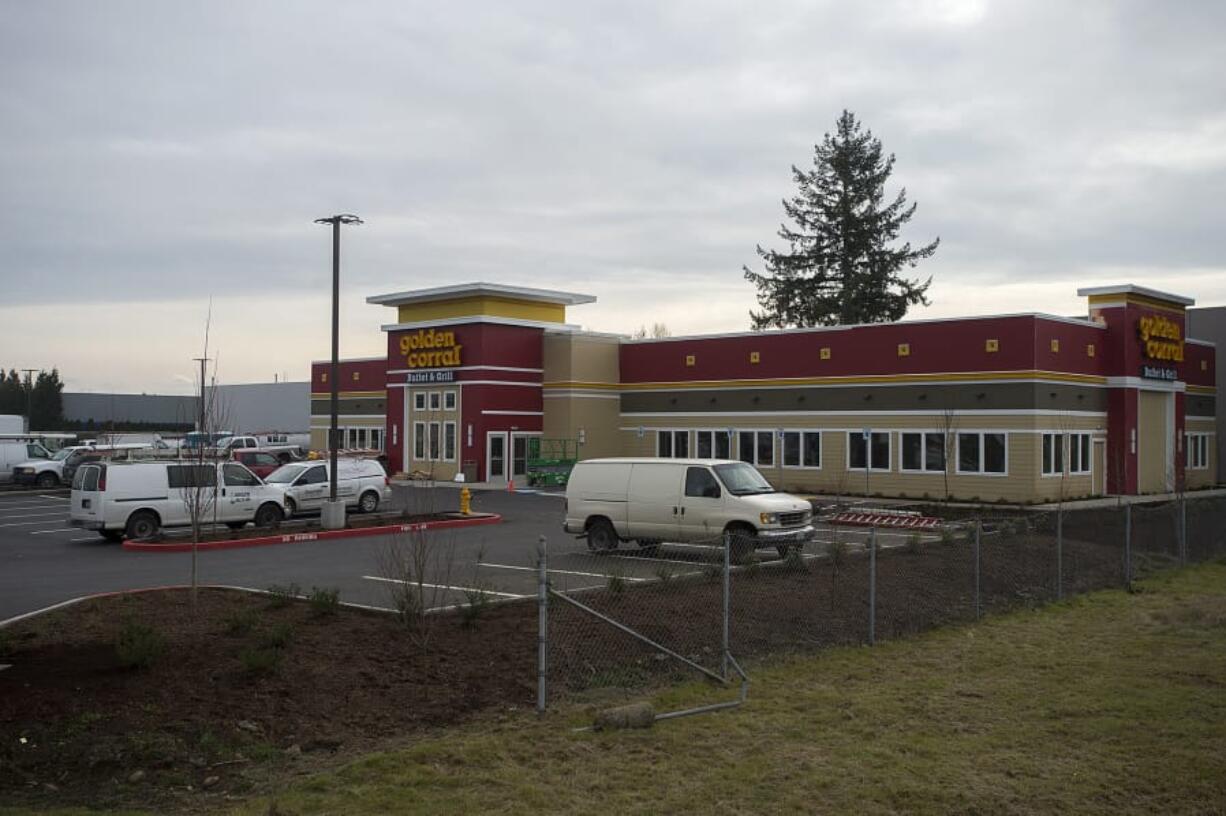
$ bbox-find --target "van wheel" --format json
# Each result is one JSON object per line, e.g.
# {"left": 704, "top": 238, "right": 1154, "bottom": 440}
{"left": 358, "top": 491, "right": 380, "bottom": 513}
{"left": 725, "top": 524, "right": 756, "bottom": 565}
{"left": 35, "top": 472, "right": 59, "bottom": 488}
{"left": 586, "top": 519, "right": 618, "bottom": 552}
{"left": 125, "top": 511, "right": 161, "bottom": 541}
{"left": 255, "top": 503, "right": 284, "bottom": 529}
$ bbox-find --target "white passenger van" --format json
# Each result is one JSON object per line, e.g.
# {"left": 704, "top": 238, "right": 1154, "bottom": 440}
{"left": 0, "top": 441, "right": 52, "bottom": 483}
{"left": 69, "top": 461, "right": 287, "bottom": 541}
{"left": 263, "top": 458, "right": 391, "bottom": 515}
{"left": 563, "top": 458, "right": 814, "bottom": 559}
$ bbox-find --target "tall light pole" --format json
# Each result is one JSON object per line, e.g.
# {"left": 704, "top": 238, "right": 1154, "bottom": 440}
{"left": 20, "top": 369, "right": 37, "bottom": 432}
{"left": 314, "top": 214, "right": 362, "bottom": 529}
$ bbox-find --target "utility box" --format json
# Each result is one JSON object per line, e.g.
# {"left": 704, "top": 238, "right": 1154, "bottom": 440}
{"left": 462, "top": 460, "right": 478, "bottom": 483}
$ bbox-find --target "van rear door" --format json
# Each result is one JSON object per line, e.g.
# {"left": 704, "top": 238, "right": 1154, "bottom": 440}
{"left": 627, "top": 463, "right": 683, "bottom": 541}
{"left": 71, "top": 464, "right": 103, "bottom": 527}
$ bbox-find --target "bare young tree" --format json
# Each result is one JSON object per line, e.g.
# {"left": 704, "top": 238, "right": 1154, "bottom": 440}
{"left": 939, "top": 405, "right": 957, "bottom": 502}
{"left": 377, "top": 526, "right": 460, "bottom": 652}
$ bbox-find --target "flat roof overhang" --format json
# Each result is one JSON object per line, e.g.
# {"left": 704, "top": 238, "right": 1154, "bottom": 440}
{"left": 366, "top": 282, "right": 597, "bottom": 308}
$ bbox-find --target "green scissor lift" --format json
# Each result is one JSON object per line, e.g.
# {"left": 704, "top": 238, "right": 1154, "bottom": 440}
{"left": 526, "top": 438, "right": 579, "bottom": 487}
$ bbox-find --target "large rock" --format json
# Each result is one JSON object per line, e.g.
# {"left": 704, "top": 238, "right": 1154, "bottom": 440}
{"left": 593, "top": 702, "right": 655, "bottom": 730}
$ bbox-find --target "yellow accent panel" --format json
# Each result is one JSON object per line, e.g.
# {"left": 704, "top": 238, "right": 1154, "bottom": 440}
{"left": 897, "top": 343, "right": 910, "bottom": 357}
{"left": 820, "top": 347, "right": 831, "bottom": 360}
{"left": 985, "top": 339, "right": 999, "bottom": 352}
{"left": 1188, "top": 384, "right": 1217, "bottom": 395}
{"left": 1087, "top": 344, "right": 1095, "bottom": 357}
{"left": 685, "top": 355, "right": 696, "bottom": 367}
{"left": 1050, "top": 339, "right": 1060, "bottom": 353}
{"left": 310, "top": 390, "right": 387, "bottom": 398}
{"left": 397, "top": 296, "right": 566, "bottom": 324}
{"left": 749, "top": 351, "right": 760, "bottom": 364}
{"left": 1087, "top": 293, "right": 1187, "bottom": 313}
{"left": 543, "top": 381, "right": 621, "bottom": 390}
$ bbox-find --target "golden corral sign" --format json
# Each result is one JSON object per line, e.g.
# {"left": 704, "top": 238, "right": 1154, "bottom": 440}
{"left": 399, "top": 328, "right": 463, "bottom": 368}
{"left": 1137, "top": 315, "right": 1184, "bottom": 362}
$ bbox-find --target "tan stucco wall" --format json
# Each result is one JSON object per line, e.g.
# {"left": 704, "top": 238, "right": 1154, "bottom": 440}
{"left": 1137, "top": 391, "right": 1171, "bottom": 493}
{"left": 614, "top": 412, "right": 1106, "bottom": 503}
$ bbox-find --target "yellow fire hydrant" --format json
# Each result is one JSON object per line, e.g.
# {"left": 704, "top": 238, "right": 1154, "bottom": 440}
{"left": 459, "top": 486, "right": 472, "bottom": 516}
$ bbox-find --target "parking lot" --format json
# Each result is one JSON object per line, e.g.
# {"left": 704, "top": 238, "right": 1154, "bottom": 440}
{"left": 0, "top": 485, "right": 936, "bottom": 622}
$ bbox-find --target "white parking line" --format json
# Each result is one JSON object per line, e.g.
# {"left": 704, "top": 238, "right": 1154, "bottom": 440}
{"left": 0, "top": 503, "right": 69, "bottom": 513}
{"left": 69, "top": 536, "right": 102, "bottom": 542}
{"left": 30, "top": 528, "right": 77, "bottom": 535}
{"left": 0, "top": 510, "right": 71, "bottom": 521}
{"left": 479, "top": 562, "right": 649, "bottom": 582}
{"left": 39, "top": 494, "right": 68, "bottom": 500}
{"left": 361, "top": 575, "right": 529, "bottom": 599}
{"left": 600, "top": 552, "right": 718, "bottom": 567}
{"left": 0, "top": 519, "right": 71, "bottom": 529}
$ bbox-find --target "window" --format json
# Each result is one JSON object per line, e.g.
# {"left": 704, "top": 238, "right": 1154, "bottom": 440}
{"left": 370, "top": 428, "right": 383, "bottom": 452}
{"left": 684, "top": 467, "right": 721, "bottom": 499}
{"left": 782, "top": 431, "right": 821, "bottom": 468}
{"left": 168, "top": 464, "right": 216, "bottom": 489}
{"left": 848, "top": 431, "right": 890, "bottom": 471}
{"left": 27, "top": 444, "right": 49, "bottom": 459}
{"left": 1187, "top": 433, "right": 1210, "bottom": 470}
{"left": 429, "top": 392, "right": 441, "bottom": 411}
{"left": 1042, "top": 433, "right": 1064, "bottom": 476}
{"left": 657, "top": 430, "right": 689, "bottom": 458}
{"left": 413, "top": 421, "right": 426, "bottom": 459}
{"left": 1069, "top": 433, "right": 1092, "bottom": 475}
{"left": 429, "top": 422, "right": 441, "bottom": 460}
{"left": 957, "top": 433, "right": 1007, "bottom": 475}
{"left": 299, "top": 466, "right": 328, "bottom": 485}
{"left": 738, "top": 431, "right": 755, "bottom": 464}
{"left": 756, "top": 431, "right": 774, "bottom": 467}
{"left": 413, "top": 392, "right": 426, "bottom": 411}
{"left": 901, "top": 432, "right": 946, "bottom": 472}
{"left": 223, "top": 463, "right": 261, "bottom": 487}
{"left": 696, "top": 430, "right": 712, "bottom": 458}
{"left": 444, "top": 391, "right": 457, "bottom": 411}
{"left": 444, "top": 421, "right": 457, "bottom": 461}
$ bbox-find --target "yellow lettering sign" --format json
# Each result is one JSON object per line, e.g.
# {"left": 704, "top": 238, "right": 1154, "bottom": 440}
{"left": 1137, "top": 315, "right": 1183, "bottom": 362}
{"left": 398, "top": 329, "right": 463, "bottom": 369}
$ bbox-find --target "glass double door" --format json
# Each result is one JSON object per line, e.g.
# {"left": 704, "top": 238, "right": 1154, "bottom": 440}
{"left": 486, "top": 432, "right": 533, "bottom": 483}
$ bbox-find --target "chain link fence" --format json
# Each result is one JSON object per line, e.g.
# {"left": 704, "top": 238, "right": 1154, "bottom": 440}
{"left": 535, "top": 493, "right": 1226, "bottom": 720}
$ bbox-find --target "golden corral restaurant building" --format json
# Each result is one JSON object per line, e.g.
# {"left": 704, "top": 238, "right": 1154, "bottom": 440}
{"left": 310, "top": 282, "right": 1217, "bottom": 502}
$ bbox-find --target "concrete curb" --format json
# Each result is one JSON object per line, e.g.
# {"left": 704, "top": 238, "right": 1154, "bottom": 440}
{"left": 120, "top": 513, "right": 502, "bottom": 553}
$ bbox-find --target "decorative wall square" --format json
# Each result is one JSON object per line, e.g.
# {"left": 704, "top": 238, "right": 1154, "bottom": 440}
{"left": 985, "top": 338, "right": 999, "bottom": 353}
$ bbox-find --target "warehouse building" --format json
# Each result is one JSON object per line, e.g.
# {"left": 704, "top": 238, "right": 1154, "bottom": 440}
{"left": 311, "top": 282, "right": 1217, "bottom": 502}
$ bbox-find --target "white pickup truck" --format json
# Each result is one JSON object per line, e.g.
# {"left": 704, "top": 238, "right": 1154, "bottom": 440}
{"left": 215, "top": 435, "right": 304, "bottom": 463}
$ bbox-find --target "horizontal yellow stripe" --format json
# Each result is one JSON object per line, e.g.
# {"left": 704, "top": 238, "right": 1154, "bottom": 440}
{"left": 542, "top": 381, "right": 621, "bottom": 390}
{"left": 1087, "top": 293, "right": 1187, "bottom": 314}
{"left": 1187, "top": 384, "right": 1217, "bottom": 395}
{"left": 613, "top": 370, "right": 1109, "bottom": 391}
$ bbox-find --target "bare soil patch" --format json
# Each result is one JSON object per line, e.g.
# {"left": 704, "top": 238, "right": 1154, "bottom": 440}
{"left": 0, "top": 588, "right": 536, "bottom": 811}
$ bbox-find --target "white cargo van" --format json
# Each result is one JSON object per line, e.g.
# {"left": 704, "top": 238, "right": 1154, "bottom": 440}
{"left": 69, "top": 461, "right": 287, "bottom": 541}
{"left": 563, "top": 458, "right": 814, "bottom": 559}
{"left": 0, "top": 441, "right": 52, "bottom": 483}
{"left": 263, "top": 458, "right": 391, "bottom": 515}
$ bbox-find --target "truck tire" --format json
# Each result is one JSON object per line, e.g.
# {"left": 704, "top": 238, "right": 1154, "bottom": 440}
{"left": 586, "top": 518, "right": 618, "bottom": 552}
{"left": 125, "top": 511, "right": 161, "bottom": 541}
{"left": 358, "top": 490, "right": 380, "bottom": 513}
{"left": 254, "top": 503, "right": 284, "bottom": 529}
{"left": 35, "top": 472, "right": 59, "bottom": 489}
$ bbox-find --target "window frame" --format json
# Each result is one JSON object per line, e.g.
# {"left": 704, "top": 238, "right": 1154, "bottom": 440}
{"left": 443, "top": 421, "right": 457, "bottom": 462}
{"left": 443, "top": 391, "right": 457, "bottom": 411}
{"left": 1186, "top": 432, "right": 1210, "bottom": 470}
{"left": 413, "top": 421, "right": 426, "bottom": 460}
{"left": 900, "top": 431, "right": 947, "bottom": 473}
{"left": 955, "top": 432, "right": 1009, "bottom": 476}
{"left": 1069, "top": 432, "right": 1092, "bottom": 475}
{"left": 413, "top": 392, "right": 426, "bottom": 411}
{"left": 1041, "top": 432, "right": 1065, "bottom": 477}
{"left": 428, "top": 421, "right": 441, "bottom": 460}
{"left": 428, "top": 391, "right": 441, "bottom": 411}
{"left": 656, "top": 429, "right": 691, "bottom": 459}
{"left": 781, "top": 429, "right": 821, "bottom": 469}
{"left": 846, "top": 431, "right": 891, "bottom": 472}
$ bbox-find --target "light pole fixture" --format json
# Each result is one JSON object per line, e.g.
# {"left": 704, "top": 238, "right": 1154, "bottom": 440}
{"left": 314, "top": 214, "right": 363, "bottom": 527}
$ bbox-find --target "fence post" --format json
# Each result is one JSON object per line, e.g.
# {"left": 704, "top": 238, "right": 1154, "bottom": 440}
{"left": 722, "top": 530, "right": 731, "bottom": 681}
{"left": 1056, "top": 505, "right": 1064, "bottom": 601}
{"left": 1124, "top": 502, "right": 1132, "bottom": 591}
{"left": 536, "top": 534, "right": 548, "bottom": 716}
{"left": 1179, "top": 494, "right": 1187, "bottom": 566}
{"left": 974, "top": 518, "right": 982, "bottom": 620}
{"left": 868, "top": 526, "right": 876, "bottom": 646}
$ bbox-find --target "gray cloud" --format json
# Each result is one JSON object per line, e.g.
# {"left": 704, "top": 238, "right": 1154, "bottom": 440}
{"left": 2, "top": 0, "right": 1225, "bottom": 389}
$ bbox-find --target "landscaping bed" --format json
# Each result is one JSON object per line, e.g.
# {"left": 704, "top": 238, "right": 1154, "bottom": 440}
{"left": 0, "top": 587, "right": 536, "bottom": 811}
{"left": 146, "top": 509, "right": 485, "bottom": 545}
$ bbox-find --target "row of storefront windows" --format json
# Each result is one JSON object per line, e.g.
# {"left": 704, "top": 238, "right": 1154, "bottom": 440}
{"left": 411, "top": 391, "right": 458, "bottom": 412}
{"left": 656, "top": 429, "right": 1110, "bottom": 478}
{"left": 412, "top": 420, "right": 458, "bottom": 462}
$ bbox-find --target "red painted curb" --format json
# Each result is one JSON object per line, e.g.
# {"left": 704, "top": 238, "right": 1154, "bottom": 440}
{"left": 121, "top": 513, "right": 502, "bottom": 553}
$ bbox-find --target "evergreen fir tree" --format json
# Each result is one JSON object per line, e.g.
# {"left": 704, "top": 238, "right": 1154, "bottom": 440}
{"left": 744, "top": 110, "right": 939, "bottom": 328}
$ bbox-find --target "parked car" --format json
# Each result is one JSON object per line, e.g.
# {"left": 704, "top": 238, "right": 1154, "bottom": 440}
{"left": 69, "top": 460, "right": 287, "bottom": 541}
{"left": 264, "top": 458, "right": 391, "bottom": 515}
{"left": 12, "top": 444, "right": 94, "bottom": 488}
{"left": 231, "top": 449, "right": 283, "bottom": 479}
{"left": 563, "top": 458, "right": 814, "bottom": 559}
{"left": 216, "top": 435, "right": 304, "bottom": 462}
{"left": 0, "top": 441, "right": 52, "bottom": 484}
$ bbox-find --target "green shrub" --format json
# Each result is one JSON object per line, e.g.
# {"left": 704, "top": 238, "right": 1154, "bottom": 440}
{"left": 308, "top": 586, "right": 340, "bottom": 618}
{"left": 460, "top": 586, "right": 492, "bottom": 630}
{"left": 259, "top": 623, "right": 295, "bottom": 650}
{"left": 266, "top": 583, "right": 301, "bottom": 609}
{"left": 115, "top": 620, "right": 167, "bottom": 670}
{"left": 239, "top": 646, "right": 282, "bottom": 675}
{"left": 224, "top": 608, "right": 258, "bottom": 636}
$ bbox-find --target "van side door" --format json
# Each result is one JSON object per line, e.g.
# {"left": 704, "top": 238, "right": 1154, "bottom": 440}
{"left": 679, "top": 466, "right": 725, "bottom": 539}
{"left": 221, "top": 463, "right": 262, "bottom": 520}
{"left": 294, "top": 465, "right": 329, "bottom": 510}
{"left": 627, "top": 463, "right": 683, "bottom": 541}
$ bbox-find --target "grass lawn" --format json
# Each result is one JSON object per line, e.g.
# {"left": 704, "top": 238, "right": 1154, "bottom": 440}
{"left": 12, "top": 562, "right": 1226, "bottom": 815}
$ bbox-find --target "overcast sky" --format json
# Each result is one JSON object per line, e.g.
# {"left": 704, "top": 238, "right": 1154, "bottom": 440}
{"left": 2, "top": 0, "right": 1223, "bottom": 394}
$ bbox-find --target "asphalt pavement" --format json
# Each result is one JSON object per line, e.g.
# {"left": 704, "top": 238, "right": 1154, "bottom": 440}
{"left": 0, "top": 484, "right": 932, "bottom": 622}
